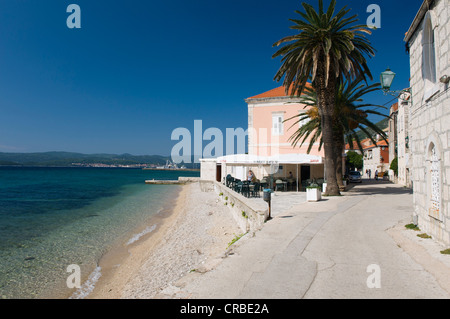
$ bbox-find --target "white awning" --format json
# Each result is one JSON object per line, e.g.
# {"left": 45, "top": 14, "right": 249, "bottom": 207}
{"left": 216, "top": 153, "right": 323, "bottom": 165}
{"left": 275, "top": 153, "right": 323, "bottom": 164}
{"left": 216, "top": 154, "right": 275, "bottom": 165}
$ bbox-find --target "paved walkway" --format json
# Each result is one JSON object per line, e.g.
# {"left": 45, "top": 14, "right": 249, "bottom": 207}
{"left": 159, "top": 180, "right": 450, "bottom": 299}
{"left": 244, "top": 190, "right": 307, "bottom": 218}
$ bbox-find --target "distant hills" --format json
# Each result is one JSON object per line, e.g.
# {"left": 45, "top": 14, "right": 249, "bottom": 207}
{"left": 0, "top": 119, "right": 389, "bottom": 167}
{"left": 0, "top": 151, "right": 172, "bottom": 167}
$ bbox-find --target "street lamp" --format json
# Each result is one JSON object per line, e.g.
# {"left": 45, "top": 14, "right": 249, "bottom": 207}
{"left": 380, "top": 67, "right": 396, "bottom": 91}
{"left": 380, "top": 67, "right": 411, "bottom": 101}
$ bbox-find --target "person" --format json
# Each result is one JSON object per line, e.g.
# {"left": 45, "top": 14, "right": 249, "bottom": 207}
{"left": 369, "top": 169, "right": 372, "bottom": 179}
{"left": 247, "top": 170, "right": 256, "bottom": 183}
{"left": 288, "top": 172, "right": 294, "bottom": 179}
{"left": 375, "top": 170, "right": 379, "bottom": 181}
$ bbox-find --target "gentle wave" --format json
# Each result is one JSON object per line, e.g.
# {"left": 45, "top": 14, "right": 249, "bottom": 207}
{"left": 126, "top": 225, "right": 157, "bottom": 246}
{"left": 69, "top": 266, "right": 102, "bottom": 299}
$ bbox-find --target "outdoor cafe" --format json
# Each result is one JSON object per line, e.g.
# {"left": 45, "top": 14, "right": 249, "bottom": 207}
{"left": 215, "top": 154, "right": 326, "bottom": 196}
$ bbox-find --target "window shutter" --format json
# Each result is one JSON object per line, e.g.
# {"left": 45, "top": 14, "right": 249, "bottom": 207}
{"left": 272, "top": 116, "right": 278, "bottom": 135}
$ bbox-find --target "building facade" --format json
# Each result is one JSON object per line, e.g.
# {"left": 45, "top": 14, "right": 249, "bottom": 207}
{"left": 200, "top": 85, "right": 326, "bottom": 191}
{"left": 388, "top": 103, "right": 399, "bottom": 182}
{"left": 362, "top": 138, "right": 390, "bottom": 178}
{"left": 397, "top": 96, "right": 412, "bottom": 188}
{"left": 388, "top": 97, "right": 413, "bottom": 187}
{"left": 246, "top": 85, "right": 323, "bottom": 158}
{"left": 405, "top": 0, "right": 450, "bottom": 245}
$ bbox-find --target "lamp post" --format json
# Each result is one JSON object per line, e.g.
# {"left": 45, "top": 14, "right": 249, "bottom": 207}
{"left": 380, "top": 67, "right": 396, "bottom": 92}
{"left": 380, "top": 67, "right": 411, "bottom": 101}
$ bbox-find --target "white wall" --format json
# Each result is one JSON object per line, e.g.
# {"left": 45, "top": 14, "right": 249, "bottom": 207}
{"left": 200, "top": 159, "right": 217, "bottom": 181}
{"left": 408, "top": 0, "right": 450, "bottom": 245}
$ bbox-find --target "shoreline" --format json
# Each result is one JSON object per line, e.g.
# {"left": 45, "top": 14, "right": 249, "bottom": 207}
{"left": 36, "top": 184, "right": 185, "bottom": 300}
{"left": 46, "top": 184, "right": 184, "bottom": 300}
{"left": 85, "top": 181, "right": 241, "bottom": 299}
{"left": 84, "top": 184, "right": 188, "bottom": 299}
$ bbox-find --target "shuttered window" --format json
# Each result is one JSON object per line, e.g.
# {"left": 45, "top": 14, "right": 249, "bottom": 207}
{"left": 272, "top": 114, "right": 284, "bottom": 136}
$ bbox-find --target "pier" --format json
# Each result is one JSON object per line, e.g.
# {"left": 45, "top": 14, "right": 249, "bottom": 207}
{"left": 145, "top": 177, "right": 200, "bottom": 185}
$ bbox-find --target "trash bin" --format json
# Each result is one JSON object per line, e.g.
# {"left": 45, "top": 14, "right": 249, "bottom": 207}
{"left": 263, "top": 189, "right": 271, "bottom": 202}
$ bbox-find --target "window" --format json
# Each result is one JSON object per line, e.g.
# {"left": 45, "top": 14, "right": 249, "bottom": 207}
{"left": 272, "top": 114, "right": 284, "bottom": 136}
{"left": 422, "top": 11, "right": 439, "bottom": 101}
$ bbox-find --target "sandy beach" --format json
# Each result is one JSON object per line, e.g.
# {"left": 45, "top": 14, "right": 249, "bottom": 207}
{"left": 88, "top": 181, "right": 241, "bottom": 299}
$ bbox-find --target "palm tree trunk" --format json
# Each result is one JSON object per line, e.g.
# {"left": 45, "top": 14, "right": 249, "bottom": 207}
{"left": 322, "top": 117, "right": 340, "bottom": 195}
{"left": 335, "top": 134, "right": 344, "bottom": 188}
{"left": 315, "top": 78, "right": 340, "bottom": 196}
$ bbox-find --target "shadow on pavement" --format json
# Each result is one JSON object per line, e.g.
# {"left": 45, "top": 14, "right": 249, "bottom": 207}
{"left": 345, "top": 179, "right": 413, "bottom": 196}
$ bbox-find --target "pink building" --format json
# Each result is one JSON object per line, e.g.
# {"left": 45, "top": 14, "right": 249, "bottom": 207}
{"left": 201, "top": 85, "right": 326, "bottom": 191}
{"left": 246, "top": 85, "right": 325, "bottom": 158}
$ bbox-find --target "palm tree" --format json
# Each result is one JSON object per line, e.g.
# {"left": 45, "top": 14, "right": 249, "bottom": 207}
{"left": 272, "top": 0, "right": 375, "bottom": 195}
{"left": 285, "top": 78, "right": 388, "bottom": 187}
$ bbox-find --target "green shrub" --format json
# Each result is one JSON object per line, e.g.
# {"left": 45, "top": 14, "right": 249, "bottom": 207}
{"left": 405, "top": 224, "right": 420, "bottom": 231}
{"left": 390, "top": 157, "right": 398, "bottom": 176}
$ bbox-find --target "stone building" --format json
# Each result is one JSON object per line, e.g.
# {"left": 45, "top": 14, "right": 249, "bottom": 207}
{"left": 362, "top": 138, "right": 390, "bottom": 179}
{"left": 405, "top": 0, "right": 450, "bottom": 245}
{"left": 388, "top": 102, "right": 399, "bottom": 181}
{"left": 388, "top": 96, "right": 413, "bottom": 187}
{"left": 397, "top": 95, "right": 412, "bottom": 188}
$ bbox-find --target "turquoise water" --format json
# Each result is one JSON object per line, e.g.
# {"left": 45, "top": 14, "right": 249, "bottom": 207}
{"left": 0, "top": 167, "right": 199, "bottom": 299}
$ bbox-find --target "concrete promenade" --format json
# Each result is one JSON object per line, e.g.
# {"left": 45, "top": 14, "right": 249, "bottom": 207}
{"left": 159, "top": 180, "right": 450, "bottom": 299}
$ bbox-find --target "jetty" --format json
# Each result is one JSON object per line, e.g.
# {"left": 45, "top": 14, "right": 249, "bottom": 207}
{"left": 145, "top": 177, "right": 200, "bottom": 185}
{"left": 142, "top": 168, "right": 200, "bottom": 172}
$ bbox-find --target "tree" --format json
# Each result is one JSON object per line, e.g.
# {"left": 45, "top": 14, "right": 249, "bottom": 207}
{"left": 272, "top": 0, "right": 375, "bottom": 195}
{"left": 390, "top": 157, "right": 398, "bottom": 176}
{"left": 346, "top": 151, "right": 363, "bottom": 171}
{"left": 284, "top": 77, "right": 388, "bottom": 187}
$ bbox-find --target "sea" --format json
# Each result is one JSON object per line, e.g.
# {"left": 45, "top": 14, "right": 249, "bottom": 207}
{"left": 0, "top": 167, "right": 199, "bottom": 299}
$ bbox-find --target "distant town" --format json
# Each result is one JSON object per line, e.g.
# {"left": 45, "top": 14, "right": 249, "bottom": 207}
{"left": 70, "top": 163, "right": 150, "bottom": 168}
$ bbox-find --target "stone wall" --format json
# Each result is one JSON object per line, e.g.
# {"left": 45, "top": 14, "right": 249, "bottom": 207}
{"left": 408, "top": 0, "right": 450, "bottom": 245}
{"left": 199, "top": 158, "right": 217, "bottom": 182}
{"left": 397, "top": 101, "right": 412, "bottom": 187}
{"left": 199, "top": 180, "right": 269, "bottom": 235}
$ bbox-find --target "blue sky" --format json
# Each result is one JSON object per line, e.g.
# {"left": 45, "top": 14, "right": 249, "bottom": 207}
{"left": 0, "top": 0, "right": 422, "bottom": 156}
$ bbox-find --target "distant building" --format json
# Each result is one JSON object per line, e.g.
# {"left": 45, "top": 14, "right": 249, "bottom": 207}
{"left": 397, "top": 95, "right": 412, "bottom": 188}
{"left": 405, "top": 0, "right": 450, "bottom": 245}
{"left": 345, "top": 140, "right": 363, "bottom": 156}
{"left": 388, "top": 102, "right": 399, "bottom": 182}
{"left": 361, "top": 137, "right": 390, "bottom": 178}
{"left": 388, "top": 97, "right": 413, "bottom": 187}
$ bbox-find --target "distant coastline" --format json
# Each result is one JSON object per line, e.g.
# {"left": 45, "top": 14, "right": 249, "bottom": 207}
{"left": 0, "top": 151, "right": 198, "bottom": 169}
{"left": 0, "top": 164, "right": 149, "bottom": 169}
{"left": 0, "top": 165, "right": 201, "bottom": 171}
